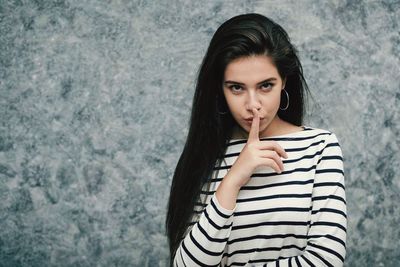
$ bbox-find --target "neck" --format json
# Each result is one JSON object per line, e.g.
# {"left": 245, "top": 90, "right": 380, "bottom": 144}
{"left": 231, "top": 116, "right": 297, "bottom": 139}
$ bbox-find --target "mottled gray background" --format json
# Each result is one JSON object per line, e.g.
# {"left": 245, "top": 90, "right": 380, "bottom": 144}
{"left": 1, "top": 0, "right": 399, "bottom": 266}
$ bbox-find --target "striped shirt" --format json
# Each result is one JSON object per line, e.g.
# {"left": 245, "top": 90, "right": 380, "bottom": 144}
{"left": 173, "top": 126, "right": 347, "bottom": 267}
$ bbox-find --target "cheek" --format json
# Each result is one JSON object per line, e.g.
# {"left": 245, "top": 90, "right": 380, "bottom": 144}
{"left": 224, "top": 95, "right": 240, "bottom": 111}
{"left": 263, "top": 93, "right": 281, "bottom": 110}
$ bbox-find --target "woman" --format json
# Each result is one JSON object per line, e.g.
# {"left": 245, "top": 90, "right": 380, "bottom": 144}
{"left": 166, "top": 13, "right": 347, "bottom": 267}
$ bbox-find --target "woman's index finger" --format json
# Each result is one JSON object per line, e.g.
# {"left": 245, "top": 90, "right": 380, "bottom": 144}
{"left": 248, "top": 108, "right": 260, "bottom": 142}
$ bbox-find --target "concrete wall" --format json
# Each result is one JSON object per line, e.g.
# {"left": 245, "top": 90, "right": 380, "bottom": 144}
{"left": 1, "top": 0, "right": 399, "bottom": 266}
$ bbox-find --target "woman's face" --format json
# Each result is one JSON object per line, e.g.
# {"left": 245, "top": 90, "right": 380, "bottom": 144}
{"left": 222, "top": 55, "right": 286, "bottom": 138}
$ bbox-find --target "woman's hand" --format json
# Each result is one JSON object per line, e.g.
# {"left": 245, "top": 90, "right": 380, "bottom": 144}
{"left": 215, "top": 108, "right": 288, "bottom": 210}
{"left": 227, "top": 108, "right": 288, "bottom": 189}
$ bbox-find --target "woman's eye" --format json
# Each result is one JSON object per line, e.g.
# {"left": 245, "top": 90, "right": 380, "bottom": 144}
{"left": 261, "top": 83, "right": 273, "bottom": 90}
{"left": 229, "top": 85, "right": 242, "bottom": 92}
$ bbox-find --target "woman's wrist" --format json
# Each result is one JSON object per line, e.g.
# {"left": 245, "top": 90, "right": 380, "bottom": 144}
{"left": 215, "top": 173, "right": 241, "bottom": 210}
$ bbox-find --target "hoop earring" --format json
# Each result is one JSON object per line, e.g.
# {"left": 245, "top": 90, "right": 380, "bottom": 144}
{"left": 216, "top": 96, "right": 228, "bottom": 115}
{"left": 280, "top": 89, "right": 289, "bottom": 111}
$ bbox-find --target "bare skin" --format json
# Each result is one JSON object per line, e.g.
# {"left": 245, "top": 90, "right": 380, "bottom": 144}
{"left": 231, "top": 117, "right": 304, "bottom": 140}
{"left": 216, "top": 108, "right": 289, "bottom": 210}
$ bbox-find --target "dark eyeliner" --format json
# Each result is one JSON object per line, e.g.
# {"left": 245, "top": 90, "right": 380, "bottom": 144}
{"left": 261, "top": 82, "right": 273, "bottom": 89}
{"left": 229, "top": 84, "right": 242, "bottom": 91}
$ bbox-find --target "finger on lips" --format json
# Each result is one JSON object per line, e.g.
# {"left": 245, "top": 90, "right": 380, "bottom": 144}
{"left": 248, "top": 108, "right": 287, "bottom": 173}
{"left": 249, "top": 108, "right": 260, "bottom": 142}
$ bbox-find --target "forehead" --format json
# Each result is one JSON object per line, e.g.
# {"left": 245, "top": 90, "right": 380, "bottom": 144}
{"left": 224, "top": 55, "right": 280, "bottom": 81}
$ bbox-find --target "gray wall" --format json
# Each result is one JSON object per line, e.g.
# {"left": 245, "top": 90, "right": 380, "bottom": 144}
{"left": 1, "top": 0, "right": 399, "bottom": 266}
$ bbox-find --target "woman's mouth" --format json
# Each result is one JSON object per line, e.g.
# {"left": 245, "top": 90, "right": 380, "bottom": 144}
{"left": 244, "top": 118, "right": 262, "bottom": 125}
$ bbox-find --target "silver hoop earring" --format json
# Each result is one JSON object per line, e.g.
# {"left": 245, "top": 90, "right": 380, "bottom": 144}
{"left": 280, "top": 89, "right": 289, "bottom": 111}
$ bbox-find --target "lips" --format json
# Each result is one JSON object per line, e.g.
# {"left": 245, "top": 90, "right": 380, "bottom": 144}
{"left": 244, "top": 117, "right": 263, "bottom": 125}
{"left": 245, "top": 117, "right": 264, "bottom": 121}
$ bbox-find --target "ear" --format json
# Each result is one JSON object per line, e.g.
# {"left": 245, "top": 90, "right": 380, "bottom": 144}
{"left": 281, "top": 77, "right": 287, "bottom": 90}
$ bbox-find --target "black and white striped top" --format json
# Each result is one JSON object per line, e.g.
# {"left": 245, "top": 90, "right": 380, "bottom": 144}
{"left": 174, "top": 126, "right": 347, "bottom": 267}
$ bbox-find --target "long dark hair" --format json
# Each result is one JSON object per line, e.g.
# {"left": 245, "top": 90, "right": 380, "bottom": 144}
{"left": 165, "top": 13, "right": 310, "bottom": 263}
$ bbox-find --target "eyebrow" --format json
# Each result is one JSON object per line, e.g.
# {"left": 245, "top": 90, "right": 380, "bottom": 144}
{"left": 223, "top": 78, "right": 277, "bottom": 86}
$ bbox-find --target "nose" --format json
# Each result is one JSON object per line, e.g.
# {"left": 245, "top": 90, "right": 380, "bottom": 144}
{"left": 246, "top": 91, "right": 262, "bottom": 113}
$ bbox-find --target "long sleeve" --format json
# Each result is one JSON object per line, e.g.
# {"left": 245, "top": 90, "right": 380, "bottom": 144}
{"left": 264, "top": 133, "right": 347, "bottom": 267}
{"left": 173, "top": 193, "right": 237, "bottom": 266}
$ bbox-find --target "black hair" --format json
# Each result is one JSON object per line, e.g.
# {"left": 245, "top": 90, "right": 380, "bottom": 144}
{"left": 165, "top": 13, "right": 310, "bottom": 264}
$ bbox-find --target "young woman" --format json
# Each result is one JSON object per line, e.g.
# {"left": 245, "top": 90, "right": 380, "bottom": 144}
{"left": 166, "top": 13, "right": 347, "bottom": 267}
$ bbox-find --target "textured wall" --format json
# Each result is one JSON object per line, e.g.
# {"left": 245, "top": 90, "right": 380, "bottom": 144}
{"left": 1, "top": 0, "right": 399, "bottom": 266}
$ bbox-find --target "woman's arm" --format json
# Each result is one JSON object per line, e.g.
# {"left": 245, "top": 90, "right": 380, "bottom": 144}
{"left": 173, "top": 179, "right": 239, "bottom": 266}
{"left": 264, "top": 133, "right": 347, "bottom": 267}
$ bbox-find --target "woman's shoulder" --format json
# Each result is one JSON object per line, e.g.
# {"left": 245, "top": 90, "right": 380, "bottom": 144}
{"left": 302, "top": 125, "right": 330, "bottom": 134}
{"left": 303, "top": 126, "right": 341, "bottom": 141}
{"left": 300, "top": 126, "right": 344, "bottom": 159}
